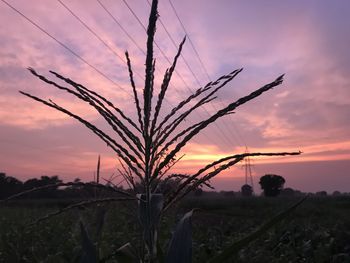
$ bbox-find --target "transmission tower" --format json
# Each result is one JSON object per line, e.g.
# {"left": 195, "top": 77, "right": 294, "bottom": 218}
{"left": 244, "top": 147, "right": 255, "bottom": 194}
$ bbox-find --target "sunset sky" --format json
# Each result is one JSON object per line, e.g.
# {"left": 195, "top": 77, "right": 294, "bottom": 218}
{"left": 1, "top": 0, "right": 350, "bottom": 193}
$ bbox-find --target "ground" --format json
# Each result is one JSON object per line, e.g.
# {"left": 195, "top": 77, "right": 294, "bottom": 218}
{"left": 0, "top": 195, "right": 349, "bottom": 262}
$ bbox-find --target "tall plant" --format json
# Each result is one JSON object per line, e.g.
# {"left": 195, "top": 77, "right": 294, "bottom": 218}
{"left": 19, "top": 0, "right": 301, "bottom": 261}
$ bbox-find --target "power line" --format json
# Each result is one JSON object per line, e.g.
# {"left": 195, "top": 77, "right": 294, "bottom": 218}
{"left": 159, "top": 0, "right": 239, "bottom": 148}
{"left": 145, "top": 0, "right": 204, "bottom": 93}
{"left": 125, "top": 0, "right": 203, "bottom": 94}
{"left": 54, "top": 0, "right": 190, "bottom": 138}
{"left": 122, "top": 0, "right": 235, "bottom": 147}
{"left": 2, "top": 0, "right": 231, "bottom": 178}
{"left": 13, "top": 0, "right": 206, "bottom": 149}
{"left": 147, "top": 0, "right": 239, "bottom": 146}
{"left": 98, "top": 0, "right": 204, "bottom": 95}
{"left": 168, "top": 0, "right": 248, "bottom": 149}
{"left": 122, "top": 0, "right": 199, "bottom": 92}
{"left": 57, "top": 0, "right": 173, "bottom": 116}
{"left": 0, "top": 0, "right": 130, "bottom": 95}
{"left": 169, "top": 0, "right": 211, "bottom": 81}
{"left": 96, "top": 0, "right": 223, "bottom": 145}
{"left": 59, "top": 0, "right": 189, "bottom": 127}
{"left": 57, "top": 0, "right": 126, "bottom": 64}
{"left": 56, "top": 0, "right": 143, "bottom": 86}
{"left": 3, "top": 0, "right": 234, "bottom": 152}
{"left": 96, "top": 0, "right": 173, "bottom": 86}
{"left": 96, "top": 0, "right": 146, "bottom": 56}
{"left": 57, "top": 0, "right": 185, "bottom": 122}
{"left": 97, "top": 0, "right": 218, "bottom": 145}
{"left": 166, "top": 4, "right": 254, "bottom": 191}
{"left": 97, "top": 0, "right": 195, "bottom": 100}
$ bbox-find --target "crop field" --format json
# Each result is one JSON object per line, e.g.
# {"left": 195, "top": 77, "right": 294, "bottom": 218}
{"left": 1, "top": 196, "right": 349, "bottom": 263}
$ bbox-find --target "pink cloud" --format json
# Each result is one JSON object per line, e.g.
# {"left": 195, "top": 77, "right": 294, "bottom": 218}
{"left": 1, "top": 0, "right": 349, "bottom": 192}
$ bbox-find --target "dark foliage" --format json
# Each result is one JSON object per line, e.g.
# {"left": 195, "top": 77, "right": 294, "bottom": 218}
{"left": 22, "top": 175, "right": 62, "bottom": 198}
{"left": 0, "top": 173, "right": 116, "bottom": 200}
{"left": 0, "top": 172, "right": 22, "bottom": 199}
{"left": 241, "top": 184, "right": 253, "bottom": 197}
{"left": 0, "top": 173, "right": 196, "bottom": 200}
{"left": 259, "top": 174, "right": 286, "bottom": 197}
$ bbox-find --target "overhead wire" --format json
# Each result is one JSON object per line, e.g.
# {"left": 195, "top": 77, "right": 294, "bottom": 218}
{"left": 0, "top": 0, "right": 148, "bottom": 164}
{"left": 145, "top": 0, "right": 238, "bottom": 147}
{"left": 168, "top": 0, "right": 211, "bottom": 80}
{"left": 155, "top": 0, "right": 239, "bottom": 148}
{"left": 96, "top": 0, "right": 146, "bottom": 57}
{"left": 2, "top": 0, "right": 243, "bottom": 175}
{"left": 56, "top": 0, "right": 146, "bottom": 84}
{"left": 151, "top": 1, "right": 237, "bottom": 142}
{"left": 168, "top": 0, "right": 248, "bottom": 149}
{"left": 96, "top": 0, "right": 222, "bottom": 145}
{"left": 168, "top": 1, "right": 253, "bottom": 191}
{"left": 57, "top": 0, "right": 125, "bottom": 64}
{"left": 121, "top": 0, "right": 236, "bottom": 147}
{"left": 122, "top": 0, "right": 201, "bottom": 93}
{"left": 1, "top": 0, "right": 209, "bottom": 156}
{"left": 146, "top": 0, "right": 202, "bottom": 87}
{"left": 57, "top": 0, "right": 180, "bottom": 129}
{"left": 0, "top": 0, "right": 130, "bottom": 95}
{"left": 57, "top": 0, "right": 204, "bottom": 144}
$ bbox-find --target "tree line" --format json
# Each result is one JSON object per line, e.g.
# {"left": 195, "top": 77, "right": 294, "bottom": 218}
{"left": 0, "top": 172, "right": 196, "bottom": 200}
{"left": 0, "top": 172, "right": 346, "bottom": 200}
{"left": 0, "top": 172, "right": 109, "bottom": 199}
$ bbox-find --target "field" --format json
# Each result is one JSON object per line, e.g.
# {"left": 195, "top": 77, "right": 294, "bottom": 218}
{"left": 1, "top": 195, "right": 350, "bottom": 262}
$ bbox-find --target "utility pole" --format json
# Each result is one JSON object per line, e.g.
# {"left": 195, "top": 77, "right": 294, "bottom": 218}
{"left": 244, "top": 147, "right": 254, "bottom": 194}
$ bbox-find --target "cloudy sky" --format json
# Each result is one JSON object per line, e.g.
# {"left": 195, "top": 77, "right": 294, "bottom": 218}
{"left": 1, "top": 0, "right": 349, "bottom": 193}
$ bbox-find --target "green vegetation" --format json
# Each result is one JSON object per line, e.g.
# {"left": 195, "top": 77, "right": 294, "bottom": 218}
{"left": 0, "top": 196, "right": 349, "bottom": 262}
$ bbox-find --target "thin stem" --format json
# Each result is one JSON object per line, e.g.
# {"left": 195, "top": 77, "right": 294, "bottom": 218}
{"left": 153, "top": 74, "right": 285, "bottom": 178}
{"left": 126, "top": 51, "right": 144, "bottom": 133}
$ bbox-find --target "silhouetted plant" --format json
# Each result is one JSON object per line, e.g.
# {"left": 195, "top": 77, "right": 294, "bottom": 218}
{"left": 241, "top": 184, "right": 253, "bottom": 197}
{"left": 0, "top": 173, "right": 22, "bottom": 199}
{"left": 12, "top": 0, "right": 303, "bottom": 261}
{"left": 280, "top": 187, "right": 296, "bottom": 197}
{"left": 316, "top": 191, "right": 328, "bottom": 197}
{"left": 259, "top": 174, "right": 286, "bottom": 197}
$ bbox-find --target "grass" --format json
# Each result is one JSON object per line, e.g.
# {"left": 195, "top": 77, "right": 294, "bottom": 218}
{"left": 1, "top": 196, "right": 349, "bottom": 262}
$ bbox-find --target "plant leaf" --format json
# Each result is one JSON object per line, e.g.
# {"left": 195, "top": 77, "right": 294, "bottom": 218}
{"left": 138, "top": 193, "right": 164, "bottom": 226}
{"left": 208, "top": 196, "right": 308, "bottom": 263}
{"left": 114, "top": 242, "right": 138, "bottom": 263}
{"left": 79, "top": 221, "right": 97, "bottom": 263}
{"left": 157, "top": 240, "right": 165, "bottom": 263}
{"left": 93, "top": 205, "right": 106, "bottom": 243}
{"left": 138, "top": 193, "right": 164, "bottom": 254}
{"left": 165, "top": 210, "right": 193, "bottom": 263}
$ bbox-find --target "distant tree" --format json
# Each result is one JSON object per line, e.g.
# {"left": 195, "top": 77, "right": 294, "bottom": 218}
{"left": 0, "top": 173, "right": 23, "bottom": 198}
{"left": 155, "top": 176, "right": 182, "bottom": 195}
{"left": 22, "top": 175, "right": 62, "bottom": 198}
{"left": 154, "top": 174, "right": 205, "bottom": 196}
{"left": 259, "top": 174, "right": 285, "bottom": 197}
{"left": 280, "top": 187, "right": 295, "bottom": 197}
{"left": 315, "top": 191, "right": 327, "bottom": 197}
{"left": 294, "top": 190, "right": 304, "bottom": 196}
{"left": 221, "top": 191, "right": 236, "bottom": 197}
{"left": 332, "top": 191, "right": 341, "bottom": 197}
{"left": 241, "top": 184, "right": 253, "bottom": 197}
{"left": 61, "top": 177, "right": 89, "bottom": 198}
